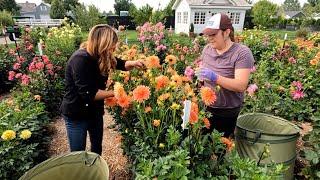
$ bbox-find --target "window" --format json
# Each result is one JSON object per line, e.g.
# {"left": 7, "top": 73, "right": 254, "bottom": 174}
{"left": 234, "top": 13, "right": 240, "bottom": 24}
{"left": 177, "top": 12, "right": 181, "bottom": 23}
{"left": 228, "top": 12, "right": 241, "bottom": 25}
{"left": 194, "top": 12, "right": 206, "bottom": 24}
{"left": 229, "top": 12, "right": 235, "bottom": 24}
{"left": 41, "top": 6, "right": 47, "bottom": 11}
{"left": 183, "top": 12, "right": 188, "bottom": 24}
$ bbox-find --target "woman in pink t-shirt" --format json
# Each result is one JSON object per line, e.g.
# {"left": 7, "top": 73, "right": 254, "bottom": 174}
{"left": 196, "top": 13, "right": 254, "bottom": 137}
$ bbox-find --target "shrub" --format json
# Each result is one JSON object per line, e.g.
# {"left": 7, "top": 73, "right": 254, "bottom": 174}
{"left": 0, "top": 45, "right": 15, "bottom": 93}
{"left": 0, "top": 91, "right": 49, "bottom": 179}
{"left": 296, "top": 28, "right": 309, "bottom": 39}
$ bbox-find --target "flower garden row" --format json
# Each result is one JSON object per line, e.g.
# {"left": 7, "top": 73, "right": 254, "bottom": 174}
{"left": 0, "top": 22, "right": 319, "bottom": 179}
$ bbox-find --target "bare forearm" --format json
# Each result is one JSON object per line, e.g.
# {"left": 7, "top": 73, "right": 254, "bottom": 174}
{"left": 216, "top": 75, "right": 248, "bottom": 92}
{"left": 94, "top": 90, "right": 114, "bottom": 100}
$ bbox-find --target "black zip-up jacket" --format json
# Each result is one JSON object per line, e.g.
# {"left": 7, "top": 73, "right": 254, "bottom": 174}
{"left": 60, "top": 49, "right": 126, "bottom": 119}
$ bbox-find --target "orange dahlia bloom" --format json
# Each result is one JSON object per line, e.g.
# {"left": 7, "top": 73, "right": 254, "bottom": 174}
{"left": 158, "top": 93, "right": 171, "bottom": 102}
{"left": 310, "top": 59, "right": 318, "bottom": 66}
{"left": 189, "top": 102, "right": 199, "bottom": 124}
{"left": 145, "top": 106, "right": 152, "bottom": 113}
{"left": 171, "top": 75, "right": 183, "bottom": 86}
{"left": 153, "top": 119, "right": 161, "bottom": 127}
{"left": 117, "top": 95, "right": 131, "bottom": 108}
{"left": 145, "top": 56, "right": 161, "bottom": 69}
{"left": 155, "top": 75, "right": 170, "bottom": 90}
{"left": 105, "top": 97, "right": 117, "bottom": 107}
{"left": 203, "top": 118, "right": 210, "bottom": 129}
{"left": 165, "top": 55, "right": 177, "bottom": 65}
{"left": 221, "top": 137, "right": 234, "bottom": 152}
{"left": 200, "top": 87, "right": 216, "bottom": 106}
{"left": 133, "top": 85, "right": 151, "bottom": 103}
{"left": 114, "top": 82, "right": 127, "bottom": 99}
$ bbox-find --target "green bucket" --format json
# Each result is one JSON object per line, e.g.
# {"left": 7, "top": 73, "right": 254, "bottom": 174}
{"left": 19, "top": 151, "right": 109, "bottom": 180}
{"left": 235, "top": 113, "right": 300, "bottom": 180}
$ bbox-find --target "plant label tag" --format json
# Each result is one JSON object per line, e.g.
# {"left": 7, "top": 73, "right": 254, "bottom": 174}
{"left": 181, "top": 100, "right": 191, "bottom": 130}
{"left": 12, "top": 33, "right": 16, "bottom": 41}
{"left": 38, "top": 43, "right": 43, "bottom": 56}
{"left": 284, "top": 33, "right": 287, "bottom": 40}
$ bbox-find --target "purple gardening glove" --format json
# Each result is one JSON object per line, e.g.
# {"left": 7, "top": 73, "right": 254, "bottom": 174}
{"left": 195, "top": 67, "right": 218, "bottom": 82}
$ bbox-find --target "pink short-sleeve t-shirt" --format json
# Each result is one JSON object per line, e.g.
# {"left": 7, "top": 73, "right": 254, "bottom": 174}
{"left": 201, "top": 43, "right": 254, "bottom": 108}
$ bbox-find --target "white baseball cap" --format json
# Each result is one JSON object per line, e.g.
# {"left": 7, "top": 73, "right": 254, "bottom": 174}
{"left": 201, "top": 13, "right": 233, "bottom": 36}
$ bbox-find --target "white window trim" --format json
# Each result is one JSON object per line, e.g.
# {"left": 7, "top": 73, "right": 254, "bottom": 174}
{"left": 183, "top": 12, "right": 188, "bottom": 24}
{"left": 177, "top": 12, "right": 182, "bottom": 24}
{"left": 194, "top": 11, "right": 206, "bottom": 24}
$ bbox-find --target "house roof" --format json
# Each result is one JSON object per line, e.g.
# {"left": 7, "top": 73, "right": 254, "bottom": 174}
{"left": 18, "top": 2, "right": 37, "bottom": 13}
{"left": 173, "top": 0, "right": 252, "bottom": 9}
{"left": 284, "top": 11, "right": 305, "bottom": 18}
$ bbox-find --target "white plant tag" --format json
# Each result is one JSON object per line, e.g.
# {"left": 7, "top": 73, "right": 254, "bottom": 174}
{"left": 38, "top": 42, "right": 43, "bottom": 56}
{"left": 181, "top": 100, "right": 192, "bottom": 130}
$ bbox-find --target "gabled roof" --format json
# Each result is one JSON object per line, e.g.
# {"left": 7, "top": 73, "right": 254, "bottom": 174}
{"left": 39, "top": 2, "right": 51, "bottom": 7}
{"left": 172, "top": 0, "right": 251, "bottom": 9}
{"left": 284, "top": 11, "right": 305, "bottom": 18}
{"left": 18, "top": 2, "right": 37, "bottom": 13}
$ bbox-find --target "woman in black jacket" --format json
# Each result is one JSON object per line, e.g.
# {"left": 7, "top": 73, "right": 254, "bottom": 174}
{"left": 60, "top": 24, "right": 144, "bottom": 155}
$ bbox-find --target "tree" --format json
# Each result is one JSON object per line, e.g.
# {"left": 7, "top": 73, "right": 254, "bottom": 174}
{"left": 50, "top": 0, "right": 65, "bottom": 19}
{"left": 307, "top": 0, "right": 320, "bottom": 7}
{"left": 252, "top": 0, "right": 278, "bottom": 28}
{"left": 0, "top": 10, "right": 14, "bottom": 27}
{"left": 283, "top": 0, "right": 301, "bottom": 11}
{"left": 64, "top": 0, "right": 80, "bottom": 12}
{"left": 303, "top": 1, "right": 320, "bottom": 17}
{"left": 114, "top": 0, "right": 133, "bottom": 16}
{"left": 163, "top": 0, "right": 175, "bottom": 16}
{"left": 43, "top": 0, "right": 52, "bottom": 4}
{"left": 0, "top": 0, "right": 20, "bottom": 15}
{"left": 72, "top": 4, "right": 104, "bottom": 31}
{"left": 130, "top": 4, "right": 153, "bottom": 25}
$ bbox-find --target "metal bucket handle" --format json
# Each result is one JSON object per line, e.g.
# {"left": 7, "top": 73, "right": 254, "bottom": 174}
{"left": 246, "top": 129, "right": 262, "bottom": 145}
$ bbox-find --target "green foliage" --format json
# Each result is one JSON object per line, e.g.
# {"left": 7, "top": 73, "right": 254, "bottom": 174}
{"left": 44, "top": 24, "right": 82, "bottom": 69}
{"left": 283, "top": 0, "right": 301, "bottom": 11}
{"left": 50, "top": 0, "right": 65, "bottom": 19}
{"left": 296, "top": 28, "right": 309, "bottom": 39}
{"left": 162, "top": 0, "right": 175, "bottom": 17}
{"left": 63, "top": 0, "right": 79, "bottom": 12}
{"left": 0, "top": 10, "right": 14, "bottom": 27}
{"left": 0, "top": 91, "right": 49, "bottom": 179}
{"left": 114, "top": 0, "right": 133, "bottom": 16}
{"left": 242, "top": 42, "right": 320, "bottom": 121}
{"left": 301, "top": 115, "right": 320, "bottom": 179}
{"left": 71, "top": 4, "right": 105, "bottom": 31}
{"left": 240, "top": 28, "right": 279, "bottom": 62}
{"left": 150, "top": 10, "right": 166, "bottom": 24}
{"left": 130, "top": 4, "right": 153, "bottom": 26}
{"left": 252, "top": 0, "right": 278, "bottom": 28}
{"left": 135, "top": 149, "right": 190, "bottom": 179}
{"left": 0, "top": 0, "right": 20, "bottom": 15}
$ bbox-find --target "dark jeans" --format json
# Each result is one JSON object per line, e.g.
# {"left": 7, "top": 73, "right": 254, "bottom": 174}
{"left": 63, "top": 114, "right": 103, "bottom": 155}
{"left": 204, "top": 107, "right": 241, "bottom": 138}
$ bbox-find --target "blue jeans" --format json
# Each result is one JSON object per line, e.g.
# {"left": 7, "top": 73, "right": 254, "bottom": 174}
{"left": 63, "top": 114, "right": 103, "bottom": 155}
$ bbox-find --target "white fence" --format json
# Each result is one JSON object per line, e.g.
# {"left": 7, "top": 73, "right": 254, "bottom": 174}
{"left": 15, "top": 19, "right": 63, "bottom": 27}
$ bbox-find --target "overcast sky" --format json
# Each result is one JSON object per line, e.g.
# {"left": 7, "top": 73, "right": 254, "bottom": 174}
{"left": 16, "top": 0, "right": 310, "bottom": 12}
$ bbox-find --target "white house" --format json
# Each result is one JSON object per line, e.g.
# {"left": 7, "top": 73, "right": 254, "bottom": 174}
{"left": 172, "top": 0, "right": 252, "bottom": 34}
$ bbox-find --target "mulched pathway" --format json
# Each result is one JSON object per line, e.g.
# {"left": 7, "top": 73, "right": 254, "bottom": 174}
{"left": 47, "top": 112, "right": 131, "bottom": 180}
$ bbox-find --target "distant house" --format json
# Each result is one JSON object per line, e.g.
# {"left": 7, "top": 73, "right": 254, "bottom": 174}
{"left": 35, "top": 3, "right": 51, "bottom": 19}
{"left": 18, "top": 1, "right": 37, "bottom": 19}
{"left": 172, "top": 0, "right": 252, "bottom": 34}
{"left": 18, "top": 1, "right": 51, "bottom": 19}
{"left": 284, "top": 11, "right": 305, "bottom": 19}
